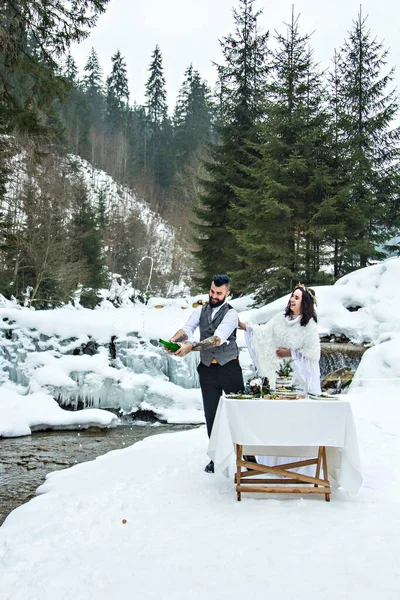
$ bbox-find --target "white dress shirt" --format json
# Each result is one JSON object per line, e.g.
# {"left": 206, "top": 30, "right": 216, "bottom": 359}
{"left": 182, "top": 301, "right": 238, "bottom": 345}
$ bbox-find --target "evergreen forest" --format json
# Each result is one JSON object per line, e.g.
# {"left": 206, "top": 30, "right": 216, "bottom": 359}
{"left": 1, "top": 0, "right": 399, "bottom": 306}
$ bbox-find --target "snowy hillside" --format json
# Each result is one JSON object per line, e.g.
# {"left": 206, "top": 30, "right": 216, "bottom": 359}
{"left": 68, "top": 155, "right": 189, "bottom": 280}
{"left": 2, "top": 150, "right": 192, "bottom": 297}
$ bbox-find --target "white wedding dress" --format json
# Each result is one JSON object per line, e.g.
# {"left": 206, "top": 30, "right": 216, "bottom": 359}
{"left": 244, "top": 314, "right": 321, "bottom": 395}
{"left": 244, "top": 314, "right": 322, "bottom": 475}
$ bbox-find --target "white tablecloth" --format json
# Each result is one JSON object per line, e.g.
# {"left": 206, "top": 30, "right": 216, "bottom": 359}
{"left": 207, "top": 397, "right": 362, "bottom": 496}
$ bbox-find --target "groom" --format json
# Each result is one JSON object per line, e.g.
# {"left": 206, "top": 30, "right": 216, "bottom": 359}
{"left": 168, "top": 274, "right": 244, "bottom": 472}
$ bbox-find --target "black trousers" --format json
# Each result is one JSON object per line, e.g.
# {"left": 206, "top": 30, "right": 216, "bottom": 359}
{"left": 198, "top": 359, "right": 244, "bottom": 438}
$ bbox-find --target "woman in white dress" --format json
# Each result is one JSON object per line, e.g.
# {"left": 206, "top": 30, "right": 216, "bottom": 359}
{"left": 238, "top": 284, "right": 321, "bottom": 472}
{"left": 239, "top": 284, "right": 321, "bottom": 396}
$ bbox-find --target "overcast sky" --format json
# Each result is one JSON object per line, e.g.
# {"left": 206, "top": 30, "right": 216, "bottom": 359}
{"left": 71, "top": 0, "right": 400, "bottom": 113}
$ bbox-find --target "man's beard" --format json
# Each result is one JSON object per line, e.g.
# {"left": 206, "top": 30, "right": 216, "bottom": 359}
{"left": 209, "top": 295, "right": 225, "bottom": 308}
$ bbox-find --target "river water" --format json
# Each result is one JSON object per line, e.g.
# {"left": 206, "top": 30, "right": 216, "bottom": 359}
{"left": 0, "top": 422, "right": 198, "bottom": 526}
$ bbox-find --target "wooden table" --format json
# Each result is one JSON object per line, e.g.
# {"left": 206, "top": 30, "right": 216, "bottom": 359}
{"left": 207, "top": 397, "right": 362, "bottom": 502}
{"left": 235, "top": 444, "right": 331, "bottom": 501}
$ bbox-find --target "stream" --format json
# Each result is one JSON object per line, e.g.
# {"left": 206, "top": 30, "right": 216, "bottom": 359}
{"left": 0, "top": 422, "right": 198, "bottom": 526}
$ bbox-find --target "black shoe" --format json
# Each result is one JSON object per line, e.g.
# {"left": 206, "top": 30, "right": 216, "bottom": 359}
{"left": 243, "top": 455, "right": 257, "bottom": 464}
{"left": 204, "top": 460, "right": 214, "bottom": 473}
{"left": 243, "top": 455, "right": 257, "bottom": 471}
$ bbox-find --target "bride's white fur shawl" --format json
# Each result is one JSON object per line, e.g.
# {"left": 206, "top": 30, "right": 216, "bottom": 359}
{"left": 251, "top": 313, "right": 320, "bottom": 383}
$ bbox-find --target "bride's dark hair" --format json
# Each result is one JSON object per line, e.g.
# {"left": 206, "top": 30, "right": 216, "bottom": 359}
{"left": 285, "top": 285, "right": 318, "bottom": 326}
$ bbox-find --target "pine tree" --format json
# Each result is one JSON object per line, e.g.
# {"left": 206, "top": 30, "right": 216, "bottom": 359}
{"left": 102, "top": 50, "right": 131, "bottom": 181}
{"left": 0, "top": 136, "right": 16, "bottom": 296}
{"left": 231, "top": 10, "right": 334, "bottom": 301}
{"left": 97, "top": 186, "right": 108, "bottom": 229}
{"left": 106, "top": 50, "right": 130, "bottom": 127}
{"left": 173, "top": 65, "right": 214, "bottom": 169}
{"left": 68, "top": 179, "right": 105, "bottom": 294}
{"left": 81, "top": 47, "right": 106, "bottom": 164}
{"left": 83, "top": 47, "right": 103, "bottom": 96}
{"left": 57, "top": 52, "right": 86, "bottom": 153}
{"left": 145, "top": 45, "right": 168, "bottom": 132}
{"left": 311, "top": 50, "right": 352, "bottom": 278}
{"left": 126, "top": 104, "right": 148, "bottom": 176}
{"left": 0, "top": 1, "right": 109, "bottom": 137}
{"left": 194, "top": 0, "right": 270, "bottom": 288}
{"left": 144, "top": 45, "right": 173, "bottom": 186}
{"left": 64, "top": 52, "right": 78, "bottom": 83}
{"left": 327, "top": 9, "right": 400, "bottom": 271}
{"left": 217, "top": 0, "right": 269, "bottom": 127}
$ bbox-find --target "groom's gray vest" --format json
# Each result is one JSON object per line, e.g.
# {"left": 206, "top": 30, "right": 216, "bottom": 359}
{"left": 199, "top": 303, "right": 239, "bottom": 366}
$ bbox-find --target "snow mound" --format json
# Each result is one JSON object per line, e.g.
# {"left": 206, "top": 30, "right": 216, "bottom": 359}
{"left": 0, "top": 387, "right": 118, "bottom": 437}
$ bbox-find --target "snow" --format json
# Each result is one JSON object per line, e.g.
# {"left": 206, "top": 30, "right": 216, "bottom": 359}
{"left": 0, "top": 387, "right": 117, "bottom": 437}
{"left": 239, "top": 258, "right": 400, "bottom": 344}
{"left": 0, "top": 258, "right": 400, "bottom": 598}
{"left": 1, "top": 301, "right": 194, "bottom": 342}
{"left": 0, "top": 392, "right": 399, "bottom": 599}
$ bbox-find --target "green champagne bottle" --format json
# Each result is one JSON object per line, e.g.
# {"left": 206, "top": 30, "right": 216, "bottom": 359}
{"left": 159, "top": 338, "right": 180, "bottom": 352}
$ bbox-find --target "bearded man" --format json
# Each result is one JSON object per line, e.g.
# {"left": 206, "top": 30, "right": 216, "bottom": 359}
{"left": 168, "top": 274, "right": 244, "bottom": 473}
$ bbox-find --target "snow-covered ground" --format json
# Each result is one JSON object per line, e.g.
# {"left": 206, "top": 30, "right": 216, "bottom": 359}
{"left": 0, "top": 258, "right": 399, "bottom": 598}
{"left": 0, "top": 388, "right": 117, "bottom": 437}
{"left": 0, "top": 388, "right": 398, "bottom": 599}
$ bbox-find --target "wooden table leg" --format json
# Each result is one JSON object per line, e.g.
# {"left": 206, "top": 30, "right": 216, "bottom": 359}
{"left": 236, "top": 444, "right": 242, "bottom": 501}
{"left": 315, "top": 446, "right": 323, "bottom": 487}
{"left": 322, "top": 446, "right": 331, "bottom": 502}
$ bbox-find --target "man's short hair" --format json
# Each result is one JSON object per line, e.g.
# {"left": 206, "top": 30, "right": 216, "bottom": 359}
{"left": 212, "top": 274, "right": 231, "bottom": 287}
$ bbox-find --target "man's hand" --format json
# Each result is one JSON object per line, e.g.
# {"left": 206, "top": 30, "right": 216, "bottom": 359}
{"left": 163, "top": 329, "right": 189, "bottom": 353}
{"left": 163, "top": 345, "right": 175, "bottom": 354}
{"left": 174, "top": 343, "right": 193, "bottom": 357}
{"left": 172, "top": 335, "right": 220, "bottom": 357}
{"left": 276, "top": 347, "right": 291, "bottom": 358}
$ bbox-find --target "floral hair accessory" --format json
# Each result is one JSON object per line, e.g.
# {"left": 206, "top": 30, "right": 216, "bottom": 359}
{"left": 295, "top": 282, "right": 318, "bottom": 306}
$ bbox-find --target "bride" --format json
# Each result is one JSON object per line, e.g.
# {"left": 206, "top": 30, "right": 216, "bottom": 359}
{"left": 239, "top": 284, "right": 322, "bottom": 473}
{"left": 239, "top": 284, "right": 321, "bottom": 396}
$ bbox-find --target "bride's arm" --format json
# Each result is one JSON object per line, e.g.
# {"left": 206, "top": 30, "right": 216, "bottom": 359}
{"left": 276, "top": 347, "right": 291, "bottom": 357}
{"left": 238, "top": 318, "right": 247, "bottom": 330}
